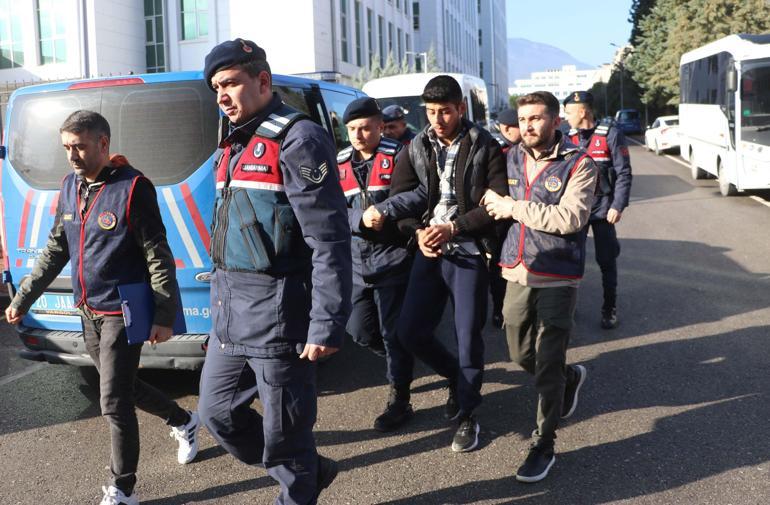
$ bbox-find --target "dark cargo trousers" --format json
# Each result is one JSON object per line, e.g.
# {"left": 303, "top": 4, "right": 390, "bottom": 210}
{"left": 198, "top": 336, "right": 320, "bottom": 505}
{"left": 81, "top": 315, "right": 189, "bottom": 495}
{"left": 590, "top": 219, "right": 620, "bottom": 311}
{"left": 502, "top": 283, "right": 579, "bottom": 448}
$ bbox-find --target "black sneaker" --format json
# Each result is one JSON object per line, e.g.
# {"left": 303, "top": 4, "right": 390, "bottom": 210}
{"left": 315, "top": 455, "right": 338, "bottom": 499}
{"left": 374, "top": 401, "right": 413, "bottom": 432}
{"left": 561, "top": 364, "right": 587, "bottom": 419}
{"left": 451, "top": 415, "right": 479, "bottom": 452}
{"left": 515, "top": 444, "right": 555, "bottom": 483}
{"left": 601, "top": 307, "right": 618, "bottom": 329}
{"left": 444, "top": 383, "right": 460, "bottom": 420}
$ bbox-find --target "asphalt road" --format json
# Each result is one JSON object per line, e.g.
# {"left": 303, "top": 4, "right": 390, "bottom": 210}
{"left": 2, "top": 142, "right": 770, "bottom": 504}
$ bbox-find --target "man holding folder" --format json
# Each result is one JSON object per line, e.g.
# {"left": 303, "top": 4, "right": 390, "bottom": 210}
{"left": 4, "top": 110, "right": 199, "bottom": 505}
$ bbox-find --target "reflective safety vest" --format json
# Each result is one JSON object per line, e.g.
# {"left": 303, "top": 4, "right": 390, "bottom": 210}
{"left": 570, "top": 124, "right": 612, "bottom": 197}
{"left": 59, "top": 163, "right": 147, "bottom": 314}
{"left": 211, "top": 105, "right": 310, "bottom": 274}
{"left": 337, "top": 138, "right": 399, "bottom": 209}
{"left": 499, "top": 146, "right": 590, "bottom": 279}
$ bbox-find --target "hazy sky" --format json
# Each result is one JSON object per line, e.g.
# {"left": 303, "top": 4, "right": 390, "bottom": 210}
{"left": 506, "top": 0, "right": 634, "bottom": 67}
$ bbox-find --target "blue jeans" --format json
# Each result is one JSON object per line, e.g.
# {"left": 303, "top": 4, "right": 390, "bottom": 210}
{"left": 397, "top": 253, "right": 488, "bottom": 416}
{"left": 198, "top": 337, "right": 320, "bottom": 505}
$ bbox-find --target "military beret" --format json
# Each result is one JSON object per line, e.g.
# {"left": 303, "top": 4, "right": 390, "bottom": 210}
{"left": 382, "top": 104, "right": 407, "bottom": 122}
{"left": 204, "top": 38, "right": 267, "bottom": 91}
{"left": 497, "top": 108, "right": 519, "bottom": 127}
{"left": 343, "top": 97, "right": 382, "bottom": 124}
{"left": 563, "top": 91, "right": 594, "bottom": 106}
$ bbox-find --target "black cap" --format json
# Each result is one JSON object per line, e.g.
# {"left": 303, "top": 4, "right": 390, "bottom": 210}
{"left": 563, "top": 91, "right": 594, "bottom": 106}
{"left": 497, "top": 108, "right": 518, "bottom": 127}
{"left": 204, "top": 38, "right": 267, "bottom": 91}
{"left": 343, "top": 97, "right": 381, "bottom": 124}
{"left": 382, "top": 104, "right": 407, "bottom": 122}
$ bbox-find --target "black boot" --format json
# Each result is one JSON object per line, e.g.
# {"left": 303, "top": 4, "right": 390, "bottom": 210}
{"left": 601, "top": 307, "right": 618, "bottom": 329}
{"left": 373, "top": 384, "right": 413, "bottom": 432}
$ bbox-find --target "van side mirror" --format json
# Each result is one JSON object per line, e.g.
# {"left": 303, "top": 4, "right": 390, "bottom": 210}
{"left": 727, "top": 69, "right": 737, "bottom": 93}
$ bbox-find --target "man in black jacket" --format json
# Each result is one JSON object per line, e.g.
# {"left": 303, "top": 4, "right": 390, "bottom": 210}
{"left": 373, "top": 75, "right": 507, "bottom": 452}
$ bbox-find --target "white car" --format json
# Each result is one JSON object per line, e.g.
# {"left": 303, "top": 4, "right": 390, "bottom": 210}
{"left": 644, "top": 115, "right": 680, "bottom": 155}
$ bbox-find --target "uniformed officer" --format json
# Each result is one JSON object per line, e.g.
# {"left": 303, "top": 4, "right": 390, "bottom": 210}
{"left": 4, "top": 110, "right": 199, "bottom": 505}
{"left": 497, "top": 108, "right": 521, "bottom": 154}
{"left": 382, "top": 104, "right": 416, "bottom": 145}
{"left": 375, "top": 75, "right": 507, "bottom": 452}
{"left": 483, "top": 91, "right": 596, "bottom": 482}
{"left": 563, "top": 91, "right": 632, "bottom": 329}
{"left": 196, "top": 39, "right": 352, "bottom": 505}
{"left": 337, "top": 97, "right": 415, "bottom": 432}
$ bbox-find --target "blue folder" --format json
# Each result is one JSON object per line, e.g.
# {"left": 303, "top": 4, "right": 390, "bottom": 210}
{"left": 117, "top": 282, "right": 187, "bottom": 345}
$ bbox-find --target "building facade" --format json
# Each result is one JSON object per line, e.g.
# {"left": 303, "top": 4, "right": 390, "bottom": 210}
{"left": 478, "top": 0, "right": 508, "bottom": 113}
{"left": 508, "top": 64, "right": 612, "bottom": 105}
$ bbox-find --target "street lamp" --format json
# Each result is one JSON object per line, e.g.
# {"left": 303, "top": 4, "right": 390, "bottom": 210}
{"left": 405, "top": 51, "right": 428, "bottom": 72}
{"left": 610, "top": 42, "right": 625, "bottom": 110}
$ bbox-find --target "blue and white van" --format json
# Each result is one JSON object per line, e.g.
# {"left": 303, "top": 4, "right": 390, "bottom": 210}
{"left": 1, "top": 71, "right": 366, "bottom": 370}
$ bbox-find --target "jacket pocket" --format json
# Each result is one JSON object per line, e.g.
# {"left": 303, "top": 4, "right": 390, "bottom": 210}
{"left": 273, "top": 204, "right": 298, "bottom": 257}
{"left": 231, "top": 189, "right": 272, "bottom": 271}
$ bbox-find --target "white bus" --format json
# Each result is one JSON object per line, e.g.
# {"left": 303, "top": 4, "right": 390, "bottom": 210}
{"left": 362, "top": 72, "right": 490, "bottom": 134}
{"left": 679, "top": 34, "right": 770, "bottom": 196}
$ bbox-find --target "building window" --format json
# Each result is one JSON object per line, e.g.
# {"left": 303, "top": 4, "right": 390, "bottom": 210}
{"left": 478, "top": 29, "right": 482, "bottom": 46}
{"left": 388, "top": 22, "right": 393, "bottom": 57}
{"left": 180, "top": 0, "right": 208, "bottom": 41}
{"left": 412, "top": 2, "right": 420, "bottom": 30}
{"left": 378, "top": 15, "right": 384, "bottom": 66}
{"left": 397, "top": 28, "right": 402, "bottom": 64}
{"left": 340, "top": 0, "right": 348, "bottom": 63}
{"left": 0, "top": 0, "right": 24, "bottom": 68}
{"left": 477, "top": 0, "right": 481, "bottom": 13}
{"left": 354, "top": 1, "right": 362, "bottom": 66}
{"left": 367, "top": 8, "right": 374, "bottom": 65}
{"left": 479, "top": 61, "right": 483, "bottom": 78}
{"left": 145, "top": 0, "right": 166, "bottom": 73}
{"left": 37, "top": 0, "right": 67, "bottom": 65}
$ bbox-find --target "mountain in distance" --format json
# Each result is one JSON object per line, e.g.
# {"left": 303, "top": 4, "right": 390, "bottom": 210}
{"left": 508, "top": 38, "right": 594, "bottom": 85}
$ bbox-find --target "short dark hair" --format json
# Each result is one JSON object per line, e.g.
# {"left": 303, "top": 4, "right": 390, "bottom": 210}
{"left": 59, "top": 110, "right": 111, "bottom": 139}
{"left": 516, "top": 92, "right": 560, "bottom": 118}
{"left": 421, "top": 75, "right": 463, "bottom": 104}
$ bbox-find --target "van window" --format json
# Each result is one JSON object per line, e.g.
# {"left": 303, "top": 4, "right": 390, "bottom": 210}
{"left": 470, "top": 88, "right": 487, "bottom": 124}
{"left": 376, "top": 95, "right": 427, "bottom": 133}
{"left": 319, "top": 88, "right": 360, "bottom": 148}
{"left": 7, "top": 80, "right": 219, "bottom": 190}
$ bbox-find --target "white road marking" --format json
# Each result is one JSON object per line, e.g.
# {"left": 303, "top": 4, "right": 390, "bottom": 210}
{"left": 0, "top": 362, "right": 47, "bottom": 387}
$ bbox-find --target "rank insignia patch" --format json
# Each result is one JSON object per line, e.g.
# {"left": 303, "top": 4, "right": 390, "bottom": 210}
{"left": 300, "top": 162, "right": 328, "bottom": 183}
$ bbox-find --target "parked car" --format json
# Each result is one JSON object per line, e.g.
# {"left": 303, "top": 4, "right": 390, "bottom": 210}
{"left": 644, "top": 115, "right": 680, "bottom": 155}
{"left": 614, "top": 108, "right": 642, "bottom": 135}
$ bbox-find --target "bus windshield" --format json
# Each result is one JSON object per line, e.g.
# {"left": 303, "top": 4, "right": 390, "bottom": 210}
{"left": 741, "top": 58, "right": 770, "bottom": 146}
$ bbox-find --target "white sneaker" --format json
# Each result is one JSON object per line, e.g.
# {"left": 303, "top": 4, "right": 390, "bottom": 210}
{"left": 169, "top": 410, "right": 200, "bottom": 464}
{"left": 100, "top": 485, "right": 138, "bottom": 505}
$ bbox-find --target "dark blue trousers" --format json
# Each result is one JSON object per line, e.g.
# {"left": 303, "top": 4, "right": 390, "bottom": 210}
{"left": 590, "top": 219, "right": 620, "bottom": 311}
{"left": 348, "top": 281, "right": 414, "bottom": 386}
{"left": 397, "top": 253, "right": 488, "bottom": 415}
{"left": 198, "top": 337, "right": 319, "bottom": 505}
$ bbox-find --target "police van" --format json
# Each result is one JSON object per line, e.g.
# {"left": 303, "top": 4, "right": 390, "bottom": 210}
{"left": 1, "top": 71, "right": 366, "bottom": 370}
{"left": 362, "top": 72, "right": 490, "bottom": 134}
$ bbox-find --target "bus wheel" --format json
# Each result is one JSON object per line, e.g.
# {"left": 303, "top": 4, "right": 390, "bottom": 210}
{"left": 690, "top": 153, "right": 706, "bottom": 180}
{"left": 718, "top": 161, "right": 737, "bottom": 196}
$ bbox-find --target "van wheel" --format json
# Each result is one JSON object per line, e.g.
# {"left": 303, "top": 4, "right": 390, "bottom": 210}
{"left": 689, "top": 152, "right": 706, "bottom": 180}
{"left": 718, "top": 161, "right": 737, "bottom": 196}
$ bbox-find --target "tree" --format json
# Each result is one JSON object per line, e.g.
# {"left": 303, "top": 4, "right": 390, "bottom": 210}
{"left": 508, "top": 94, "right": 520, "bottom": 108}
{"left": 425, "top": 44, "right": 440, "bottom": 72}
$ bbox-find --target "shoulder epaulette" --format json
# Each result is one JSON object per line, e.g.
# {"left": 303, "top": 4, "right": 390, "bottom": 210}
{"left": 568, "top": 128, "right": 579, "bottom": 136}
{"left": 337, "top": 145, "right": 354, "bottom": 164}
{"left": 377, "top": 137, "right": 400, "bottom": 156}
{"left": 255, "top": 104, "right": 308, "bottom": 139}
{"left": 594, "top": 124, "right": 610, "bottom": 137}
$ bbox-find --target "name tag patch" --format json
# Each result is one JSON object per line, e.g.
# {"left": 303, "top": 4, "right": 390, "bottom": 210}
{"left": 508, "top": 178, "right": 519, "bottom": 186}
{"left": 62, "top": 213, "right": 73, "bottom": 221}
{"left": 241, "top": 164, "right": 271, "bottom": 173}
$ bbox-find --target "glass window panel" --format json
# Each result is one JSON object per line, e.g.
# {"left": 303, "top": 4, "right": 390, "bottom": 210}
{"left": 197, "top": 0, "right": 207, "bottom": 9}
{"left": 156, "top": 17, "right": 164, "bottom": 42}
{"left": 145, "top": 19, "right": 154, "bottom": 42}
{"left": 155, "top": 0, "right": 163, "bottom": 14}
{"left": 144, "top": 0, "right": 153, "bottom": 15}
{"left": 146, "top": 45, "right": 156, "bottom": 67}
{"left": 0, "top": 18, "right": 7, "bottom": 39}
{"left": 54, "top": 38, "right": 66, "bottom": 62}
{"left": 1, "top": 47, "right": 12, "bottom": 69}
{"left": 182, "top": 13, "right": 196, "bottom": 39}
{"left": 13, "top": 48, "right": 23, "bottom": 66}
{"left": 157, "top": 46, "right": 165, "bottom": 67}
{"left": 41, "top": 40, "right": 53, "bottom": 64}
{"left": 39, "top": 12, "right": 51, "bottom": 39}
{"left": 55, "top": 13, "right": 66, "bottom": 36}
{"left": 198, "top": 12, "right": 208, "bottom": 37}
{"left": 11, "top": 15, "right": 22, "bottom": 42}
{"left": 181, "top": 0, "right": 196, "bottom": 11}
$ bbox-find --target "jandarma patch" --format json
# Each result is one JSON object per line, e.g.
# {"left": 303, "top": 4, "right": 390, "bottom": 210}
{"left": 97, "top": 211, "right": 117, "bottom": 230}
{"left": 241, "top": 164, "right": 271, "bottom": 173}
{"left": 544, "top": 175, "right": 563, "bottom": 192}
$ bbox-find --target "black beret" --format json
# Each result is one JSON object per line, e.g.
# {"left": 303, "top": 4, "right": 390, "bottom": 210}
{"left": 382, "top": 104, "right": 407, "bottom": 122}
{"left": 204, "top": 38, "right": 267, "bottom": 91}
{"left": 497, "top": 108, "right": 519, "bottom": 126}
{"left": 343, "top": 97, "right": 381, "bottom": 124}
{"left": 563, "top": 91, "right": 594, "bottom": 106}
